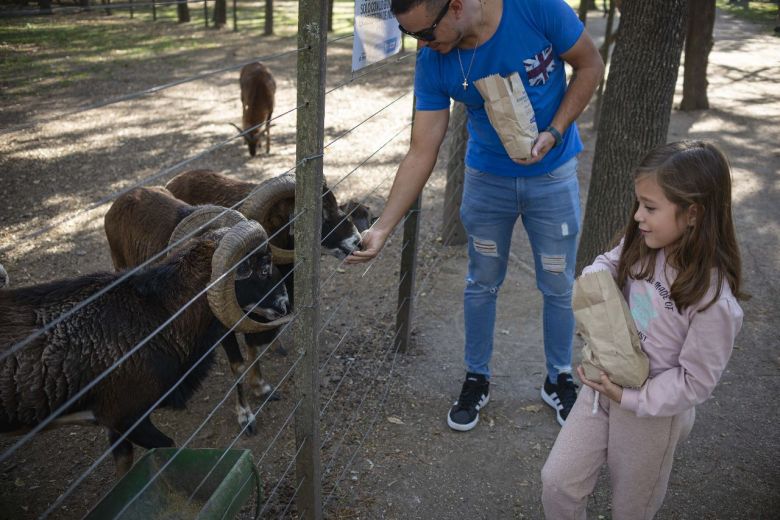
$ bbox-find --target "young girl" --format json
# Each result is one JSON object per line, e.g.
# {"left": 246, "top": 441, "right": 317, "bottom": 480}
{"left": 541, "top": 140, "right": 746, "bottom": 519}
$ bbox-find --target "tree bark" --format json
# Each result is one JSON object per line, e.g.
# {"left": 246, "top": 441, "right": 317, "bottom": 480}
{"left": 680, "top": 0, "right": 715, "bottom": 111}
{"left": 265, "top": 0, "right": 274, "bottom": 35}
{"left": 576, "top": 0, "right": 687, "bottom": 274}
{"left": 593, "top": 0, "right": 617, "bottom": 126}
{"left": 213, "top": 0, "right": 227, "bottom": 28}
{"left": 177, "top": 0, "right": 190, "bottom": 23}
{"left": 327, "top": 0, "right": 334, "bottom": 32}
{"left": 441, "top": 102, "right": 468, "bottom": 246}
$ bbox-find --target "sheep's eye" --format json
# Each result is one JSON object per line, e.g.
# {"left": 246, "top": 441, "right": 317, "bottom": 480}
{"left": 259, "top": 259, "right": 272, "bottom": 277}
{"left": 235, "top": 260, "right": 252, "bottom": 280}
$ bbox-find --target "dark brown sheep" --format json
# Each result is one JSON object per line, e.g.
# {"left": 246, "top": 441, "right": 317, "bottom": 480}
{"left": 0, "top": 222, "right": 289, "bottom": 475}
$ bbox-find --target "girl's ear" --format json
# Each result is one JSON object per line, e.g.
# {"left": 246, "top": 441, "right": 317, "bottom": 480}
{"left": 686, "top": 204, "right": 699, "bottom": 227}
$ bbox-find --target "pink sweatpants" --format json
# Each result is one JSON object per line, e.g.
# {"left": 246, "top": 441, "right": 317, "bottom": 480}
{"left": 541, "top": 385, "right": 695, "bottom": 520}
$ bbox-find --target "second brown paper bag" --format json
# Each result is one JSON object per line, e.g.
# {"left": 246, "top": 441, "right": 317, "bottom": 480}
{"left": 573, "top": 270, "right": 649, "bottom": 389}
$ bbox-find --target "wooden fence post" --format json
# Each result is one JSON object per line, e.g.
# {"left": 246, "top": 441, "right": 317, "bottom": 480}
{"left": 441, "top": 102, "right": 467, "bottom": 246}
{"left": 292, "top": 0, "right": 327, "bottom": 516}
{"left": 395, "top": 57, "right": 423, "bottom": 354}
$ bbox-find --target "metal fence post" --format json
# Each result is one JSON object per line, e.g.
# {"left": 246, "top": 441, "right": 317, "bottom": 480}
{"left": 292, "top": 0, "right": 327, "bottom": 516}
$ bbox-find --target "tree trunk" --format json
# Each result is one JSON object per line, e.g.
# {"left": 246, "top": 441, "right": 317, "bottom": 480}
{"left": 578, "top": 0, "right": 598, "bottom": 24}
{"left": 213, "top": 0, "right": 227, "bottom": 28}
{"left": 680, "top": 0, "right": 715, "bottom": 111}
{"left": 38, "top": 0, "right": 52, "bottom": 13}
{"left": 264, "top": 0, "right": 274, "bottom": 35}
{"left": 177, "top": 0, "right": 190, "bottom": 23}
{"left": 441, "top": 102, "right": 468, "bottom": 246}
{"left": 576, "top": 0, "right": 687, "bottom": 274}
{"left": 328, "top": 0, "right": 334, "bottom": 32}
{"left": 593, "top": 0, "right": 617, "bottom": 126}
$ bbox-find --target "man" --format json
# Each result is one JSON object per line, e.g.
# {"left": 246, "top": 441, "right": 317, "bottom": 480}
{"left": 346, "top": 0, "right": 603, "bottom": 431}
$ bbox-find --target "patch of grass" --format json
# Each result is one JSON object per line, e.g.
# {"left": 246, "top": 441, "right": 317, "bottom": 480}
{"left": 0, "top": 0, "right": 361, "bottom": 99}
{"left": 716, "top": 0, "right": 779, "bottom": 24}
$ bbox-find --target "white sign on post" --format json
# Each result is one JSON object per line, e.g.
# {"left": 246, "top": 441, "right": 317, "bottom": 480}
{"left": 352, "top": 0, "right": 402, "bottom": 72}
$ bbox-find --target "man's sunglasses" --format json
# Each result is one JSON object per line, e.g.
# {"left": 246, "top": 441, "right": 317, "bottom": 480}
{"left": 398, "top": 0, "right": 451, "bottom": 42}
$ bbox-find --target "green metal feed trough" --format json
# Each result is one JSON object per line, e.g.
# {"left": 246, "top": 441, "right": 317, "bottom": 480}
{"left": 85, "top": 448, "right": 261, "bottom": 520}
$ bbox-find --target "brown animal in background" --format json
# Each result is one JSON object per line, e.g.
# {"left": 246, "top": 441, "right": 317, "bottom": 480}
{"left": 232, "top": 62, "right": 276, "bottom": 157}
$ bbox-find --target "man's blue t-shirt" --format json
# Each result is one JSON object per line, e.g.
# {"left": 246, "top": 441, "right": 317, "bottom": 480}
{"left": 414, "top": 0, "right": 584, "bottom": 177}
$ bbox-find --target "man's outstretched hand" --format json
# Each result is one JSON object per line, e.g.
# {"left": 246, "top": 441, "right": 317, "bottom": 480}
{"left": 345, "top": 227, "right": 390, "bottom": 264}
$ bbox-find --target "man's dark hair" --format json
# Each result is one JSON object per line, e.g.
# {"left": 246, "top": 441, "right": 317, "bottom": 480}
{"left": 391, "top": 0, "right": 444, "bottom": 16}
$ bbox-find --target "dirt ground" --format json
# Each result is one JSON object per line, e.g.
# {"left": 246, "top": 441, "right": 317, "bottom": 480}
{"left": 0, "top": 7, "right": 778, "bottom": 520}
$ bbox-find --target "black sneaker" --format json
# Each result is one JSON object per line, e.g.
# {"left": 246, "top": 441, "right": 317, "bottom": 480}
{"left": 447, "top": 372, "right": 490, "bottom": 432}
{"left": 541, "top": 373, "right": 578, "bottom": 426}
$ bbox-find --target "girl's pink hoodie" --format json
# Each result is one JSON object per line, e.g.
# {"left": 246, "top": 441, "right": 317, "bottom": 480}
{"left": 582, "top": 243, "right": 743, "bottom": 417}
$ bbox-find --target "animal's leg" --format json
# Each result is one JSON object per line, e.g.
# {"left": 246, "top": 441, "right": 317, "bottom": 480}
{"left": 124, "top": 416, "right": 174, "bottom": 450}
{"left": 107, "top": 429, "right": 134, "bottom": 478}
{"left": 222, "top": 333, "right": 258, "bottom": 436}
{"left": 242, "top": 336, "right": 280, "bottom": 401}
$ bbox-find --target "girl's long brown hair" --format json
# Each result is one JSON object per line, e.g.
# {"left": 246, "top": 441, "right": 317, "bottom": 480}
{"left": 616, "top": 141, "right": 747, "bottom": 312}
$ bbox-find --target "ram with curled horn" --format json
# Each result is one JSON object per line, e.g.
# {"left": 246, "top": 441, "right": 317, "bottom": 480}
{"left": 166, "top": 169, "right": 364, "bottom": 286}
{"left": 1, "top": 218, "right": 289, "bottom": 476}
{"left": 104, "top": 186, "right": 290, "bottom": 438}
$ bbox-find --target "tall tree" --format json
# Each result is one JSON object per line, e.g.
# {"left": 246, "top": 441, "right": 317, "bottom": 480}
{"left": 213, "top": 0, "right": 227, "bottom": 28}
{"left": 177, "top": 0, "right": 190, "bottom": 23}
{"left": 265, "top": 0, "right": 274, "bottom": 35}
{"left": 680, "top": 0, "right": 716, "bottom": 110}
{"left": 576, "top": 0, "right": 687, "bottom": 274}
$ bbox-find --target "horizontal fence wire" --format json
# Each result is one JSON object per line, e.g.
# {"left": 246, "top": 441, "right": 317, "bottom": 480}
{"left": 411, "top": 139, "right": 469, "bottom": 301}
{"left": 321, "top": 298, "right": 410, "bottom": 509}
{"left": 318, "top": 193, "right": 410, "bottom": 374}
{"left": 0, "top": 47, "right": 305, "bottom": 135}
{"left": 258, "top": 436, "right": 307, "bottom": 518}
{"left": 0, "top": 102, "right": 304, "bottom": 255}
{"left": 0, "top": 0, "right": 210, "bottom": 18}
{"left": 0, "top": 155, "right": 306, "bottom": 366}
{"left": 100, "top": 349, "right": 306, "bottom": 520}
{"left": 321, "top": 324, "right": 404, "bottom": 505}
{"left": 2, "top": 224, "right": 300, "bottom": 471}
{"left": 278, "top": 476, "right": 305, "bottom": 519}
{"left": 322, "top": 91, "right": 411, "bottom": 151}
{"left": 319, "top": 269, "right": 407, "bottom": 419}
{"left": 2, "top": 22, "right": 426, "bottom": 517}
{"left": 0, "top": 184, "right": 313, "bottom": 466}
{"left": 42, "top": 301, "right": 303, "bottom": 517}
{"left": 3, "top": 29, "right": 370, "bottom": 136}
{"left": 325, "top": 51, "right": 415, "bottom": 98}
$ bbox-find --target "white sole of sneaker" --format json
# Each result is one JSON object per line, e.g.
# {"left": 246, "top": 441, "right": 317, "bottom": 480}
{"left": 540, "top": 387, "right": 565, "bottom": 427}
{"left": 446, "top": 394, "right": 490, "bottom": 432}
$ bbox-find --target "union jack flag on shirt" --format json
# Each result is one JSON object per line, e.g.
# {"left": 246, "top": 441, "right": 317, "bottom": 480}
{"left": 523, "top": 45, "right": 556, "bottom": 86}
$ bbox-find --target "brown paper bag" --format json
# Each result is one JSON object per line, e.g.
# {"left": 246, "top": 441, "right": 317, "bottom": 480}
{"left": 573, "top": 270, "right": 649, "bottom": 389}
{"left": 474, "top": 72, "right": 538, "bottom": 161}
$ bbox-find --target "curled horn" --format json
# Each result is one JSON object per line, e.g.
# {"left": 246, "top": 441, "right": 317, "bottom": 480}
{"left": 229, "top": 122, "right": 244, "bottom": 135}
{"left": 238, "top": 174, "right": 297, "bottom": 265}
{"left": 168, "top": 206, "right": 248, "bottom": 251}
{"left": 207, "top": 220, "right": 292, "bottom": 333}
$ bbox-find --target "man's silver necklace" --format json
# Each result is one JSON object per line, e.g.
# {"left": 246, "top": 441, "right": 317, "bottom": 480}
{"left": 457, "top": 39, "right": 479, "bottom": 90}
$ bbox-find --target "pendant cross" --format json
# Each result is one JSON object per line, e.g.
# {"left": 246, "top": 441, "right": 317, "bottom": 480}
{"left": 462, "top": 80, "right": 468, "bottom": 90}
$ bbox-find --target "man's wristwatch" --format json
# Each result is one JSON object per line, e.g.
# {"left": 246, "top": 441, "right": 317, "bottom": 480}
{"left": 545, "top": 126, "right": 563, "bottom": 148}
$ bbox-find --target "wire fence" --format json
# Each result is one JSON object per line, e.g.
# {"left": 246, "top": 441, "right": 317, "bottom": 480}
{"left": 0, "top": 4, "right": 469, "bottom": 519}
